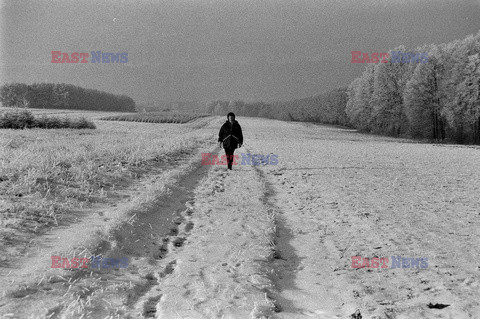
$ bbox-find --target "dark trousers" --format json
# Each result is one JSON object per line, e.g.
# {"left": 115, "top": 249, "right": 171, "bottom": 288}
{"left": 225, "top": 147, "right": 235, "bottom": 169}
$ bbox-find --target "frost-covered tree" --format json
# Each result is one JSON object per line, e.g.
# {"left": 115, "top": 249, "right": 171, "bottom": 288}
{"left": 453, "top": 53, "right": 480, "bottom": 143}
{"left": 371, "top": 46, "right": 409, "bottom": 136}
{"left": 346, "top": 64, "right": 375, "bottom": 131}
{"left": 404, "top": 53, "right": 445, "bottom": 140}
{"left": 441, "top": 32, "right": 480, "bottom": 142}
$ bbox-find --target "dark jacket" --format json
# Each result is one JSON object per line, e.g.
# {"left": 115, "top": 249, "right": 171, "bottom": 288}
{"left": 218, "top": 120, "right": 243, "bottom": 149}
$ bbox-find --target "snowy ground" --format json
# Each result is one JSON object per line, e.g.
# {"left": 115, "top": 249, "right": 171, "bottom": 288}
{"left": 1, "top": 116, "right": 479, "bottom": 318}
{"left": 244, "top": 118, "right": 480, "bottom": 319}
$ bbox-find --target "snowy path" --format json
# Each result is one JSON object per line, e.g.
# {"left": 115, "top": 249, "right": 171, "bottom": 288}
{"left": 155, "top": 161, "right": 276, "bottom": 318}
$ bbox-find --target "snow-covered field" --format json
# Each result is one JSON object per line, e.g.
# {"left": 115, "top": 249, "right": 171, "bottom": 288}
{"left": 1, "top": 116, "right": 479, "bottom": 318}
{"left": 244, "top": 118, "right": 480, "bottom": 319}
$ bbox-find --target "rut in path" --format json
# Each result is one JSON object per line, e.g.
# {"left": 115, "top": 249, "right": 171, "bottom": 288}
{"left": 0, "top": 151, "right": 213, "bottom": 319}
{"left": 253, "top": 165, "right": 302, "bottom": 315}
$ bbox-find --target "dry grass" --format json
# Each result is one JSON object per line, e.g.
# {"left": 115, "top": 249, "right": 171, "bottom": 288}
{"left": 0, "top": 118, "right": 213, "bottom": 237}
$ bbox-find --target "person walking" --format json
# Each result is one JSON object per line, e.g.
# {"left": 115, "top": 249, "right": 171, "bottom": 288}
{"left": 218, "top": 112, "right": 243, "bottom": 170}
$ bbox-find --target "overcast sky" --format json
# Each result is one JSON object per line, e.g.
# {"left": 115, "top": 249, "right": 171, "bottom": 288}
{"left": 1, "top": 0, "right": 480, "bottom": 104}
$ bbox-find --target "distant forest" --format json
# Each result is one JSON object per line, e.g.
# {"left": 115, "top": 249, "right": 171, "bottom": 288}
{"left": 0, "top": 83, "right": 136, "bottom": 112}
{"left": 205, "top": 30, "right": 480, "bottom": 144}
{"left": 204, "top": 87, "right": 348, "bottom": 126}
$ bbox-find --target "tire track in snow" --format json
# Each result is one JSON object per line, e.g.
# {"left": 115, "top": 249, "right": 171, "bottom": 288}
{"left": 251, "top": 164, "right": 302, "bottom": 315}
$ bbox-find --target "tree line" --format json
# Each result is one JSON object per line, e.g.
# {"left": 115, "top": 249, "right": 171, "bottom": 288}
{"left": 346, "top": 31, "right": 480, "bottom": 144}
{"left": 204, "top": 30, "right": 480, "bottom": 144}
{"left": 0, "top": 83, "right": 136, "bottom": 112}
{"left": 203, "top": 87, "right": 348, "bottom": 126}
